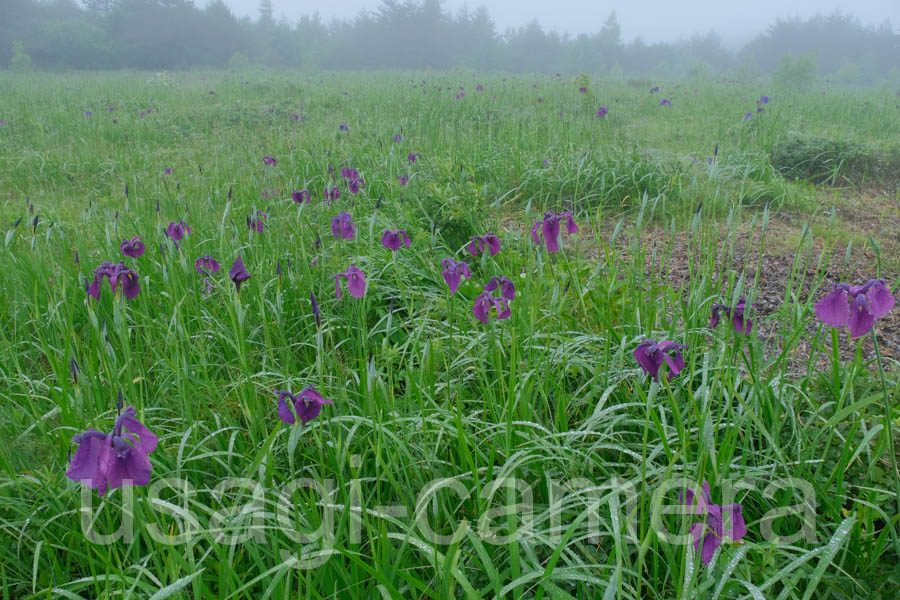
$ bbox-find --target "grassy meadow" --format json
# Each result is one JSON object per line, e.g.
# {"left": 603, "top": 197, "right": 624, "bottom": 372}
{"left": 1, "top": 69, "right": 900, "bottom": 599}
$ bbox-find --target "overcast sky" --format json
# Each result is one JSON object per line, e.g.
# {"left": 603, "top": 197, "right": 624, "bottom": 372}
{"left": 215, "top": 0, "right": 899, "bottom": 46}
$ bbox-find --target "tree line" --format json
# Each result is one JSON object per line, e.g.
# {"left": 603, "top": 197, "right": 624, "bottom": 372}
{"left": 2, "top": 0, "right": 898, "bottom": 83}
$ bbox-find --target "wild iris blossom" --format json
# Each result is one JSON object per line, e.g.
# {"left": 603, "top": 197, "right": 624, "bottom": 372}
{"left": 276, "top": 386, "right": 333, "bottom": 425}
{"left": 441, "top": 259, "right": 471, "bottom": 295}
{"left": 814, "top": 279, "right": 895, "bottom": 338}
{"left": 194, "top": 256, "right": 220, "bottom": 274}
{"left": 633, "top": 339, "right": 687, "bottom": 381}
{"left": 485, "top": 276, "right": 515, "bottom": 301}
{"left": 381, "top": 229, "right": 411, "bottom": 251}
{"left": 292, "top": 189, "right": 311, "bottom": 203}
{"left": 120, "top": 236, "right": 145, "bottom": 258}
{"left": 263, "top": 156, "right": 277, "bottom": 166}
{"left": 165, "top": 221, "right": 191, "bottom": 241}
{"left": 393, "top": 134, "right": 402, "bottom": 142}
{"left": 397, "top": 174, "right": 409, "bottom": 186}
{"left": 247, "top": 211, "right": 268, "bottom": 233}
{"left": 334, "top": 265, "right": 366, "bottom": 299}
{"left": 66, "top": 405, "right": 158, "bottom": 497}
{"left": 88, "top": 262, "right": 141, "bottom": 300}
{"left": 331, "top": 212, "right": 356, "bottom": 240}
{"left": 473, "top": 292, "right": 511, "bottom": 323}
{"left": 660, "top": 99, "right": 672, "bottom": 106}
{"left": 710, "top": 298, "right": 754, "bottom": 334}
{"left": 467, "top": 234, "right": 501, "bottom": 257}
{"left": 324, "top": 186, "right": 341, "bottom": 202}
{"left": 408, "top": 152, "right": 420, "bottom": 163}
{"left": 682, "top": 481, "right": 747, "bottom": 566}
{"left": 531, "top": 212, "right": 578, "bottom": 253}
{"left": 229, "top": 255, "right": 251, "bottom": 292}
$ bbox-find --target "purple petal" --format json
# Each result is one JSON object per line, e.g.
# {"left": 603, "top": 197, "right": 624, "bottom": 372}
{"left": 473, "top": 293, "right": 491, "bottom": 323}
{"left": 118, "top": 413, "right": 157, "bottom": 455}
{"left": 848, "top": 303, "right": 874, "bottom": 338}
{"left": 633, "top": 341, "right": 659, "bottom": 378}
{"left": 723, "top": 504, "right": 747, "bottom": 542}
{"left": 66, "top": 431, "right": 108, "bottom": 488}
{"left": 699, "top": 530, "right": 720, "bottom": 565}
{"left": 443, "top": 269, "right": 461, "bottom": 295}
{"left": 542, "top": 217, "right": 561, "bottom": 252}
{"left": 867, "top": 282, "right": 895, "bottom": 319}
{"left": 814, "top": 289, "right": 850, "bottom": 328}
{"left": 277, "top": 394, "right": 296, "bottom": 424}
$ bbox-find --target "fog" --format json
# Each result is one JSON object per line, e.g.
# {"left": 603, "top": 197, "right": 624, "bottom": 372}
{"left": 1, "top": 0, "right": 897, "bottom": 80}
{"left": 221, "top": 0, "right": 900, "bottom": 47}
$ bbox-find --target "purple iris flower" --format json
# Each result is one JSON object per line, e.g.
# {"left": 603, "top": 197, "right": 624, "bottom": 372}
{"left": 744, "top": 112, "right": 753, "bottom": 120}
{"left": 248, "top": 210, "right": 268, "bottom": 233}
{"left": 331, "top": 212, "right": 356, "bottom": 240}
{"left": 650, "top": 86, "right": 660, "bottom": 94}
{"left": 334, "top": 264, "right": 366, "bottom": 299}
{"left": 0, "top": 119, "right": 5, "bottom": 125}
{"left": 814, "top": 279, "right": 895, "bottom": 338}
{"left": 381, "top": 229, "right": 411, "bottom": 251}
{"left": 66, "top": 405, "right": 158, "bottom": 497}
{"left": 120, "top": 236, "right": 146, "bottom": 258}
{"left": 408, "top": 152, "right": 420, "bottom": 163}
{"left": 682, "top": 481, "right": 747, "bottom": 566}
{"left": 660, "top": 99, "right": 671, "bottom": 107}
{"left": 347, "top": 177, "right": 365, "bottom": 194}
{"left": 340, "top": 167, "right": 359, "bottom": 180}
{"left": 398, "top": 174, "right": 409, "bottom": 186}
{"left": 195, "top": 255, "right": 220, "bottom": 274}
{"left": 261, "top": 188, "right": 277, "bottom": 200}
{"left": 633, "top": 339, "right": 687, "bottom": 381}
{"left": 579, "top": 86, "right": 588, "bottom": 93}
{"left": 538, "top": 97, "right": 544, "bottom": 103}
{"left": 531, "top": 212, "right": 578, "bottom": 253}
{"left": 757, "top": 107, "right": 765, "bottom": 114}
{"left": 276, "top": 386, "right": 333, "bottom": 425}
{"left": 476, "top": 84, "right": 484, "bottom": 92}
{"left": 467, "top": 233, "right": 501, "bottom": 257}
{"left": 339, "top": 124, "right": 349, "bottom": 131}
{"left": 85, "top": 111, "right": 92, "bottom": 118}
{"left": 441, "top": 259, "right": 471, "bottom": 295}
{"left": 484, "top": 276, "right": 515, "bottom": 301}
{"left": 291, "top": 113, "right": 299, "bottom": 121}
{"left": 263, "top": 156, "right": 277, "bottom": 166}
{"left": 710, "top": 298, "right": 754, "bottom": 334}
{"left": 87, "top": 262, "right": 141, "bottom": 300}
{"left": 292, "top": 189, "right": 311, "bottom": 203}
{"left": 596, "top": 106, "right": 609, "bottom": 118}
{"left": 473, "top": 292, "right": 511, "bottom": 323}
{"left": 209, "top": 90, "right": 216, "bottom": 95}
{"left": 757, "top": 95, "right": 769, "bottom": 105}
{"left": 324, "top": 186, "right": 341, "bottom": 202}
{"left": 229, "top": 255, "right": 251, "bottom": 292}
{"left": 164, "top": 168, "right": 173, "bottom": 176}
{"left": 165, "top": 221, "right": 191, "bottom": 241}
{"left": 393, "top": 134, "right": 402, "bottom": 142}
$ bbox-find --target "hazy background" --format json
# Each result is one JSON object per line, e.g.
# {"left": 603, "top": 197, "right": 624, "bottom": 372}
{"left": 2, "top": 0, "right": 898, "bottom": 83}
{"left": 221, "top": 0, "right": 900, "bottom": 48}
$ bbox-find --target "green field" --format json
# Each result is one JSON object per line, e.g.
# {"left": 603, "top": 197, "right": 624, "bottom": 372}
{"left": 1, "top": 70, "right": 900, "bottom": 599}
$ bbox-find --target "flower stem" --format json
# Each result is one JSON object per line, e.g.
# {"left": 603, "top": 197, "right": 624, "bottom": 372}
{"left": 871, "top": 330, "right": 900, "bottom": 556}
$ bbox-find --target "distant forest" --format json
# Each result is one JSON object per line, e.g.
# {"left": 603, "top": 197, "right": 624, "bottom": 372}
{"left": 2, "top": 0, "right": 898, "bottom": 82}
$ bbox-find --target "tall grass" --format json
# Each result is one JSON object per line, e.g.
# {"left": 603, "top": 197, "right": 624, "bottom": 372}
{"left": 0, "top": 70, "right": 898, "bottom": 599}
